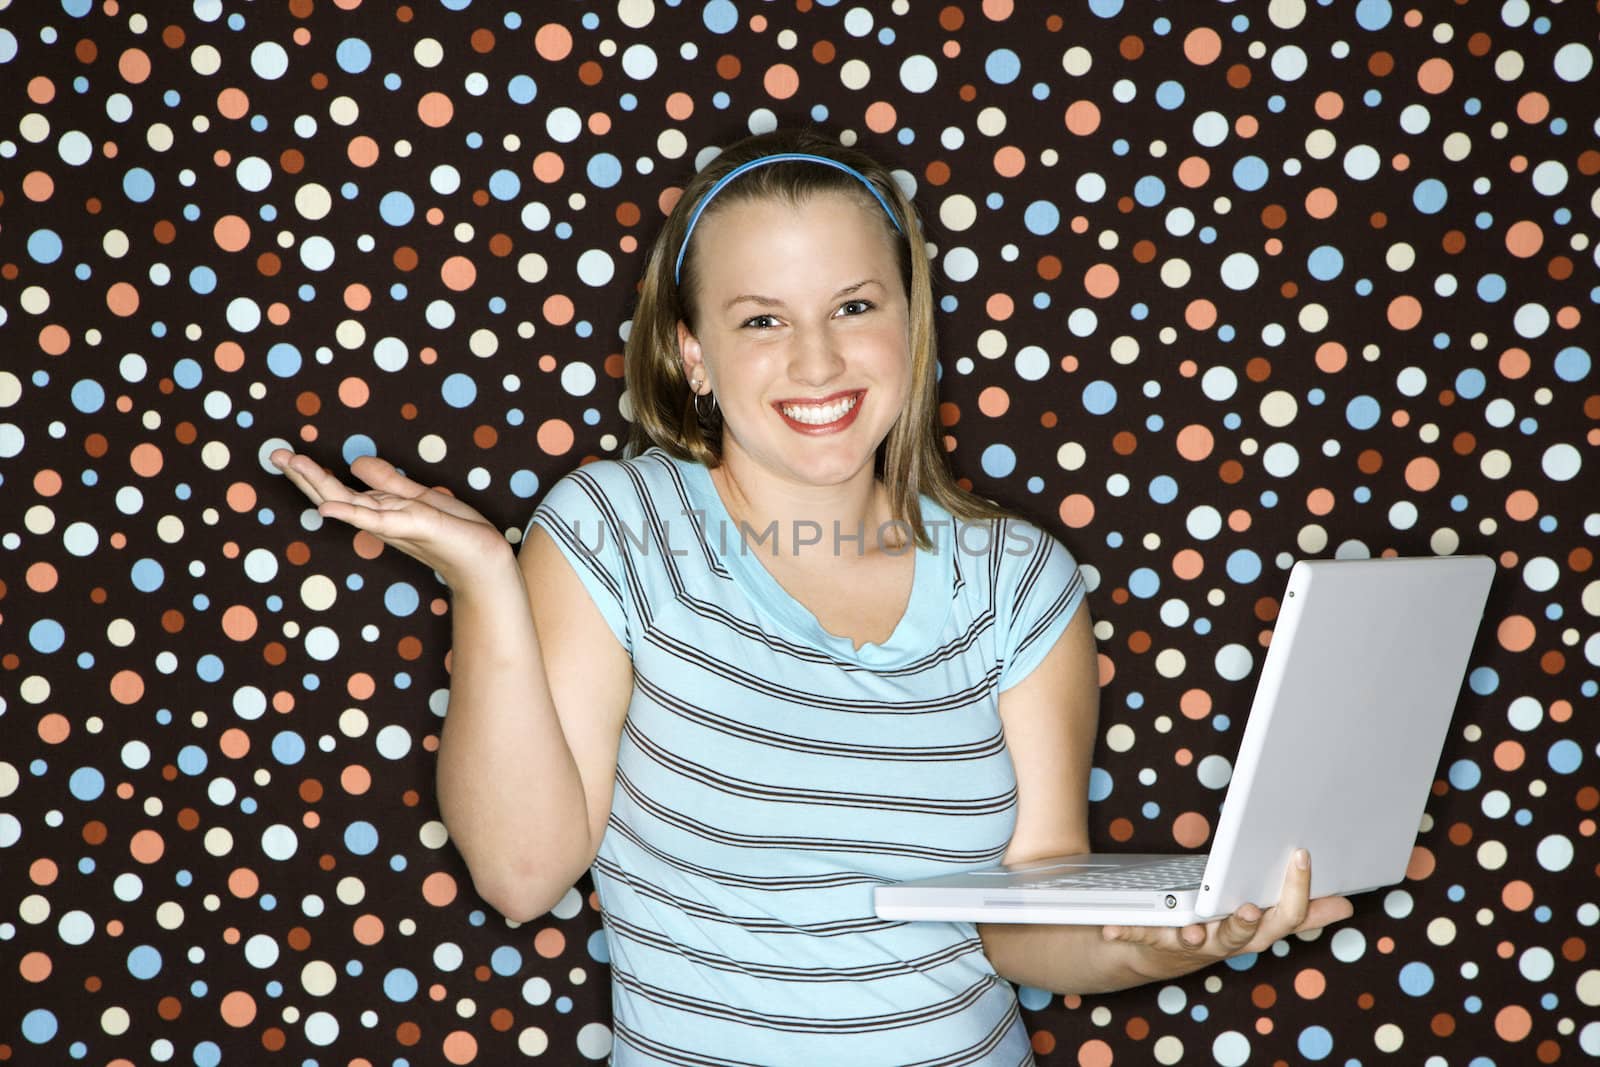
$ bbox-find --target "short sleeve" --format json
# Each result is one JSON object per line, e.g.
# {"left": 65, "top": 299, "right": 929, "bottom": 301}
{"left": 996, "top": 520, "right": 1087, "bottom": 692}
{"left": 524, "top": 465, "right": 633, "bottom": 654}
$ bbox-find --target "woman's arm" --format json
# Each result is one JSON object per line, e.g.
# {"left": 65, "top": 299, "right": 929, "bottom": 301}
{"left": 271, "top": 451, "right": 632, "bottom": 922}
{"left": 979, "top": 604, "right": 1353, "bottom": 994}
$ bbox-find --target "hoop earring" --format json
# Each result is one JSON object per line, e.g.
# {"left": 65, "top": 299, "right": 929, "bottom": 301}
{"left": 693, "top": 390, "right": 718, "bottom": 421}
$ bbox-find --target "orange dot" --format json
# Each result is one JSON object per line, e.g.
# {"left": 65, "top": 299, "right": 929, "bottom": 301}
{"left": 228, "top": 867, "right": 259, "bottom": 898}
{"left": 985, "top": 293, "right": 1014, "bottom": 321}
{"left": 977, "top": 386, "right": 1010, "bottom": 417}
{"left": 1184, "top": 27, "right": 1222, "bottom": 65}
{"left": 435, "top": 256, "right": 476, "bottom": 293}
{"left": 129, "top": 829, "right": 166, "bottom": 864}
{"left": 1077, "top": 1038, "right": 1113, "bottom": 1067}
{"left": 20, "top": 951, "right": 53, "bottom": 982}
{"left": 1502, "top": 880, "right": 1534, "bottom": 911}
{"left": 1405, "top": 846, "right": 1436, "bottom": 880}
{"left": 218, "top": 728, "right": 251, "bottom": 759}
{"left": 222, "top": 605, "right": 258, "bottom": 641}
{"left": 1064, "top": 100, "right": 1100, "bottom": 136}
{"left": 1504, "top": 220, "right": 1543, "bottom": 258}
{"left": 993, "top": 145, "right": 1025, "bottom": 178}
{"left": 421, "top": 871, "right": 458, "bottom": 907}
{"left": 106, "top": 281, "right": 141, "bottom": 317}
{"left": 763, "top": 63, "right": 799, "bottom": 100}
{"left": 1304, "top": 187, "right": 1338, "bottom": 219}
{"left": 353, "top": 913, "right": 385, "bottom": 946}
{"left": 533, "top": 151, "right": 565, "bottom": 183}
{"left": 341, "top": 764, "right": 372, "bottom": 795}
{"left": 1294, "top": 967, "right": 1327, "bottom": 999}
{"left": 347, "top": 135, "right": 380, "bottom": 168}
{"left": 864, "top": 100, "right": 897, "bottom": 134}
{"left": 1172, "top": 812, "right": 1211, "bottom": 849}
{"left": 1314, "top": 91, "right": 1344, "bottom": 120}
{"left": 417, "top": 91, "right": 454, "bottom": 127}
{"left": 1183, "top": 299, "right": 1217, "bottom": 332}
{"left": 1058, "top": 493, "right": 1095, "bottom": 529}
{"left": 1504, "top": 489, "right": 1539, "bottom": 521}
{"left": 39, "top": 323, "right": 72, "bottom": 356}
{"left": 665, "top": 92, "right": 693, "bottom": 121}
{"left": 1497, "top": 615, "right": 1536, "bottom": 652}
{"left": 537, "top": 419, "right": 575, "bottom": 456}
{"left": 216, "top": 87, "right": 250, "bottom": 121}
{"left": 1306, "top": 487, "right": 1334, "bottom": 515}
{"left": 1417, "top": 57, "right": 1454, "bottom": 94}
{"left": 38, "top": 712, "right": 71, "bottom": 743}
{"left": 110, "top": 669, "right": 146, "bottom": 705}
{"left": 1403, "top": 456, "right": 1439, "bottom": 492}
{"left": 26, "top": 561, "right": 59, "bottom": 592}
{"left": 213, "top": 214, "right": 251, "bottom": 252}
{"left": 118, "top": 47, "right": 152, "bottom": 84}
{"left": 542, "top": 293, "right": 574, "bottom": 326}
{"left": 1179, "top": 689, "right": 1212, "bottom": 720}
{"left": 1516, "top": 92, "right": 1550, "bottom": 124}
{"left": 1314, "top": 341, "right": 1347, "bottom": 373}
{"left": 534, "top": 928, "right": 566, "bottom": 958}
{"left": 1083, "top": 263, "right": 1119, "bottom": 299}
{"left": 535, "top": 23, "right": 572, "bottom": 61}
{"left": 1171, "top": 549, "right": 1204, "bottom": 580}
{"left": 220, "top": 991, "right": 257, "bottom": 1027}
{"left": 1177, "top": 156, "right": 1210, "bottom": 188}
{"left": 442, "top": 1031, "right": 479, "bottom": 1065}
{"left": 1175, "top": 424, "right": 1214, "bottom": 461}
{"left": 1493, "top": 740, "right": 1525, "bottom": 771}
{"left": 1498, "top": 347, "right": 1531, "bottom": 379}
{"left": 129, "top": 442, "right": 164, "bottom": 477}
{"left": 1494, "top": 1005, "right": 1532, "bottom": 1042}
{"left": 1387, "top": 295, "right": 1422, "bottom": 330}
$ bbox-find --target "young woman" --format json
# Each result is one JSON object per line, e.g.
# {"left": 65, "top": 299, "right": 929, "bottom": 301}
{"left": 271, "top": 129, "right": 1352, "bottom": 1066}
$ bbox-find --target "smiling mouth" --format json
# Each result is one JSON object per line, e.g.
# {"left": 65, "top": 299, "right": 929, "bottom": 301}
{"left": 776, "top": 391, "right": 862, "bottom": 426}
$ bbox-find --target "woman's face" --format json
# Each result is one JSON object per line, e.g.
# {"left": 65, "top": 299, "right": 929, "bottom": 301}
{"left": 677, "top": 190, "right": 911, "bottom": 494}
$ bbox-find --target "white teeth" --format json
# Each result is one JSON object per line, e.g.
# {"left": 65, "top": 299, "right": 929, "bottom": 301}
{"left": 781, "top": 395, "right": 858, "bottom": 425}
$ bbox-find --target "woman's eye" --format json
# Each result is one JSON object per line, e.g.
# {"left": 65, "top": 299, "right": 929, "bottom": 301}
{"left": 742, "top": 314, "right": 780, "bottom": 329}
{"left": 837, "top": 299, "right": 873, "bottom": 316}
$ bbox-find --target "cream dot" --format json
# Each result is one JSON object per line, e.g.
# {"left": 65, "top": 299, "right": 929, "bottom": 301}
{"left": 1155, "top": 648, "right": 1187, "bottom": 678}
{"left": 1105, "top": 724, "right": 1136, "bottom": 752}
{"left": 977, "top": 329, "right": 1007, "bottom": 359}
{"left": 1374, "top": 1023, "right": 1404, "bottom": 1052}
{"left": 102, "top": 1007, "right": 131, "bottom": 1036}
{"left": 1268, "top": 0, "right": 1307, "bottom": 29}
{"left": 1576, "top": 969, "right": 1600, "bottom": 1007}
{"left": 1056, "top": 442, "right": 1086, "bottom": 471}
{"left": 519, "top": 1028, "right": 550, "bottom": 1055}
{"left": 1259, "top": 390, "right": 1298, "bottom": 428}
{"left": 1160, "top": 258, "right": 1192, "bottom": 288}
{"left": 1110, "top": 335, "right": 1140, "bottom": 364}
{"left": 20, "top": 675, "right": 51, "bottom": 703}
{"left": 204, "top": 826, "right": 235, "bottom": 857}
{"left": 1304, "top": 128, "right": 1337, "bottom": 159}
{"left": 300, "top": 574, "right": 338, "bottom": 611}
{"left": 976, "top": 106, "right": 1007, "bottom": 136}
{"left": 1476, "top": 839, "right": 1507, "bottom": 870}
{"left": 1443, "top": 131, "right": 1473, "bottom": 162}
{"left": 839, "top": 59, "right": 871, "bottom": 90}
{"left": 1062, "top": 46, "right": 1093, "bottom": 76}
{"left": 419, "top": 821, "right": 450, "bottom": 849}
{"left": 939, "top": 194, "right": 977, "bottom": 231}
{"left": 156, "top": 901, "right": 185, "bottom": 929}
{"left": 302, "top": 959, "right": 338, "bottom": 996}
{"left": 617, "top": 0, "right": 655, "bottom": 29}
{"left": 336, "top": 877, "right": 366, "bottom": 905}
{"left": 339, "top": 708, "right": 370, "bottom": 738}
{"left": 1479, "top": 449, "right": 1512, "bottom": 479}
{"left": 413, "top": 38, "right": 444, "bottom": 67}
{"left": 295, "top": 182, "right": 333, "bottom": 220}
{"left": 20, "top": 894, "right": 51, "bottom": 924}
{"left": 1298, "top": 303, "right": 1329, "bottom": 332}
{"left": 417, "top": 434, "right": 447, "bottom": 463}
{"left": 1427, "top": 916, "right": 1456, "bottom": 945}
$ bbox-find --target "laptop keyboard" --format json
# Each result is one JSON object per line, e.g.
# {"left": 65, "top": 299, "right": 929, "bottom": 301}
{"left": 1032, "top": 854, "right": 1207, "bottom": 890}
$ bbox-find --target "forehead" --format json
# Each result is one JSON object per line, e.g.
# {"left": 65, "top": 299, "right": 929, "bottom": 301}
{"left": 689, "top": 190, "right": 901, "bottom": 276}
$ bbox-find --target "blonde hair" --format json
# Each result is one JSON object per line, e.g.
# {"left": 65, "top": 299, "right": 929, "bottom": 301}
{"left": 624, "top": 129, "right": 1012, "bottom": 547}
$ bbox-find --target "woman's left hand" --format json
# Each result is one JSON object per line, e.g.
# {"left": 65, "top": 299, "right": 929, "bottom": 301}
{"left": 1101, "top": 849, "right": 1356, "bottom": 981}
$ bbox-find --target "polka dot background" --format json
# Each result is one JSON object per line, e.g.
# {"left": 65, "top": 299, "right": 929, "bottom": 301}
{"left": 1, "top": 0, "right": 1596, "bottom": 1063}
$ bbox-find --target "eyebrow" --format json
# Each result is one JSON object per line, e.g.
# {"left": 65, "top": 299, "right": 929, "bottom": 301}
{"left": 721, "top": 279, "right": 880, "bottom": 313}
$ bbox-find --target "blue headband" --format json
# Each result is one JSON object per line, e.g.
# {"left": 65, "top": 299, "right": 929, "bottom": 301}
{"left": 673, "top": 152, "right": 905, "bottom": 285}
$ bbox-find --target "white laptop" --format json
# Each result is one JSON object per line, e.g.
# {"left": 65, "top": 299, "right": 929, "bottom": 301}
{"left": 874, "top": 555, "right": 1495, "bottom": 927}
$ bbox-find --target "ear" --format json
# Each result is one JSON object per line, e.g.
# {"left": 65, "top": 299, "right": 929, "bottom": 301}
{"left": 676, "top": 320, "right": 705, "bottom": 390}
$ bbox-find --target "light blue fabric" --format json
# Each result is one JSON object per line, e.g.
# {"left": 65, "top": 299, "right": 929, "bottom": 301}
{"left": 528, "top": 448, "right": 1085, "bottom": 1066}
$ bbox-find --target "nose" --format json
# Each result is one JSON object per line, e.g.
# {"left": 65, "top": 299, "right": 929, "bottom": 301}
{"left": 787, "top": 325, "right": 846, "bottom": 387}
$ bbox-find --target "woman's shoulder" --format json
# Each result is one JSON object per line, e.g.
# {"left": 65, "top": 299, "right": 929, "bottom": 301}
{"left": 535, "top": 446, "right": 693, "bottom": 521}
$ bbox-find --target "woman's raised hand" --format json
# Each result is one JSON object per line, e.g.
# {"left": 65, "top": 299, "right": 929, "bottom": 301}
{"left": 270, "top": 448, "right": 513, "bottom": 589}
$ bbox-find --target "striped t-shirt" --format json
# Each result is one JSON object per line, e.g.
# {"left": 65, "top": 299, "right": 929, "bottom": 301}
{"left": 529, "top": 447, "right": 1086, "bottom": 1067}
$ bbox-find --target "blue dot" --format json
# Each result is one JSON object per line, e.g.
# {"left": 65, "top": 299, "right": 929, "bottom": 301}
{"left": 1412, "top": 178, "right": 1448, "bottom": 214}
{"left": 21, "top": 1009, "right": 58, "bottom": 1044}
{"left": 1447, "top": 759, "right": 1481, "bottom": 790}
{"left": 1307, "top": 246, "right": 1344, "bottom": 281}
{"left": 1454, "top": 368, "right": 1486, "bottom": 399}
{"left": 271, "top": 731, "right": 306, "bottom": 765}
{"left": 1398, "top": 961, "right": 1434, "bottom": 995}
{"left": 1082, "top": 380, "right": 1118, "bottom": 415}
{"left": 127, "top": 944, "right": 163, "bottom": 980}
{"left": 193, "top": 1041, "right": 222, "bottom": 1067}
{"left": 336, "top": 37, "right": 371, "bottom": 73}
{"left": 130, "top": 558, "right": 165, "bottom": 593}
{"left": 344, "top": 820, "right": 379, "bottom": 855}
{"left": 1345, "top": 395, "right": 1381, "bottom": 430}
{"left": 981, "top": 443, "right": 1016, "bottom": 478}
{"left": 1017, "top": 985, "right": 1051, "bottom": 1010}
{"left": 1023, "top": 200, "right": 1060, "bottom": 235}
{"left": 69, "top": 766, "right": 105, "bottom": 801}
{"left": 1356, "top": 0, "right": 1392, "bottom": 30}
{"left": 1148, "top": 475, "right": 1178, "bottom": 504}
{"left": 702, "top": 0, "right": 737, "bottom": 33}
{"left": 984, "top": 48, "right": 1021, "bottom": 84}
{"left": 1088, "top": 767, "right": 1113, "bottom": 802}
{"left": 1133, "top": 175, "right": 1166, "bottom": 206}
{"left": 1232, "top": 156, "right": 1269, "bottom": 191}
{"left": 123, "top": 167, "right": 156, "bottom": 202}
{"left": 385, "top": 582, "right": 420, "bottom": 617}
{"left": 491, "top": 946, "right": 524, "bottom": 976}
{"left": 1468, "top": 667, "right": 1498, "bottom": 695}
{"left": 1554, "top": 346, "right": 1590, "bottom": 382}
{"left": 189, "top": 265, "right": 217, "bottom": 294}
{"left": 177, "top": 745, "right": 208, "bottom": 776}
{"left": 71, "top": 379, "right": 105, "bottom": 413}
{"left": 1128, "top": 567, "right": 1160, "bottom": 598}
{"left": 1547, "top": 739, "right": 1581, "bottom": 774}
{"left": 441, "top": 372, "right": 477, "bottom": 408}
{"left": 342, "top": 434, "right": 378, "bottom": 466}
{"left": 488, "top": 169, "right": 521, "bottom": 201}
{"left": 1476, "top": 273, "right": 1507, "bottom": 302}
{"left": 586, "top": 930, "right": 612, "bottom": 964}
{"left": 1088, "top": 0, "right": 1123, "bottom": 15}
{"left": 266, "top": 343, "right": 303, "bottom": 378}
{"left": 1225, "top": 549, "right": 1262, "bottom": 584}
{"left": 27, "top": 229, "right": 64, "bottom": 264}
{"left": 1298, "top": 1025, "right": 1334, "bottom": 1060}
{"left": 1155, "top": 80, "right": 1185, "bottom": 109}
{"left": 587, "top": 152, "right": 623, "bottom": 189}
{"left": 379, "top": 191, "right": 415, "bottom": 226}
{"left": 508, "top": 74, "right": 537, "bottom": 104}
{"left": 30, "top": 618, "right": 67, "bottom": 654}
